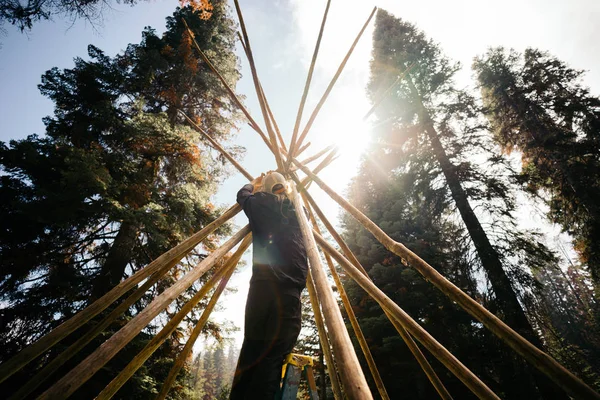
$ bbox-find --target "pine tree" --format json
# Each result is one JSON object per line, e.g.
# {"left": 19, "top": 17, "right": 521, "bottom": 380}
{"left": 473, "top": 48, "right": 600, "bottom": 286}
{"left": 0, "top": 3, "right": 241, "bottom": 397}
{"left": 201, "top": 344, "right": 217, "bottom": 399}
{"left": 0, "top": 0, "right": 213, "bottom": 32}
{"left": 342, "top": 156, "right": 498, "bottom": 398}
{"left": 344, "top": 9, "right": 571, "bottom": 398}
{"left": 528, "top": 262, "right": 600, "bottom": 390}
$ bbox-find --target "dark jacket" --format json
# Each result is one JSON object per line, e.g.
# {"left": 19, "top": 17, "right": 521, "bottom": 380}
{"left": 236, "top": 184, "right": 308, "bottom": 297}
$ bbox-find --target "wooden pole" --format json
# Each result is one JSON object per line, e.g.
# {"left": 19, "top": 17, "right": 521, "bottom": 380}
{"left": 263, "top": 82, "right": 288, "bottom": 153}
{"left": 296, "top": 180, "right": 453, "bottom": 400}
{"left": 296, "top": 141, "right": 312, "bottom": 158}
{"left": 233, "top": 0, "right": 285, "bottom": 171}
{"left": 9, "top": 261, "right": 179, "bottom": 400}
{"left": 0, "top": 204, "right": 241, "bottom": 384}
{"left": 287, "top": 0, "right": 332, "bottom": 165}
{"left": 302, "top": 195, "right": 391, "bottom": 400}
{"left": 154, "top": 237, "right": 250, "bottom": 400}
{"left": 315, "top": 233, "right": 500, "bottom": 399}
{"left": 236, "top": 31, "right": 289, "bottom": 162}
{"left": 38, "top": 226, "right": 251, "bottom": 400}
{"left": 292, "top": 7, "right": 377, "bottom": 159}
{"left": 295, "top": 159, "right": 600, "bottom": 400}
{"left": 179, "top": 110, "right": 254, "bottom": 181}
{"left": 182, "top": 19, "right": 275, "bottom": 154}
{"left": 290, "top": 144, "right": 336, "bottom": 172}
{"left": 362, "top": 62, "right": 416, "bottom": 121}
{"left": 300, "top": 148, "right": 338, "bottom": 188}
{"left": 290, "top": 184, "right": 372, "bottom": 399}
{"left": 96, "top": 235, "right": 250, "bottom": 400}
{"left": 306, "top": 272, "right": 344, "bottom": 400}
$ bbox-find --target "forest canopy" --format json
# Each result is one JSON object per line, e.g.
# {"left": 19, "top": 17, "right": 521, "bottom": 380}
{"left": 0, "top": 2, "right": 599, "bottom": 399}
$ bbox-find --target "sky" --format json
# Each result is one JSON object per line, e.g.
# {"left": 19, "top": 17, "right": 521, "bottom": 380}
{"left": 1, "top": 0, "right": 599, "bottom": 349}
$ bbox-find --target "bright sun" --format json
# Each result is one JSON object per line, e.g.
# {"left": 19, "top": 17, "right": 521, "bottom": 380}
{"left": 316, "top": 108, "right": 372, "bottom": 174}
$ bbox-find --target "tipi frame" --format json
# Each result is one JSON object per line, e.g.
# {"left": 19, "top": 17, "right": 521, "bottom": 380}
{"left": 1, "top": 1, "right": 599, "bottom": 399}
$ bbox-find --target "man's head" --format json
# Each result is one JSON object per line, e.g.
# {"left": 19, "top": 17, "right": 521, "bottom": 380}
{"left": 261, "top": 171, "right": 287, "bottom": 195}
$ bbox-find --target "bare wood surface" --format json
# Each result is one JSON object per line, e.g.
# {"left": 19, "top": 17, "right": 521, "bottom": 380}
{"left": 293, "top": 7, "right": 377, "bottom": 157}
{"left": 287, "top": 0, "right": 332, "bottom": 165}
{"left": 237, "top": 31, "right": 288, "bottom": 156}
{"left": 96, "top": 236, "right": 251, "bottom": 400}
{"left": 299, "top": 148, "right": 338, "bottom": 188}
{"left": 315, "top": 233, "right": 499, "bottom": 400}
{"left": 303, "top": 194, "right": 390, "bottom": 400}
{"left": 39, "top": 226, "right": 250, "bottom": 400}
{"left": 0, "top": 204, "right": 241, "bottom": 384}
{"left": 306, "top": 272, "right": 344, "bottom": 400}
{"left": 180, "top": 110, "right": 254, "bottom": 181}
{"left": 182, "top": 19, "right": 274, "bottom": 154}
{"left": 233, "top": 0, "right": 284, "bottom": 170}
{"left": 9, "top": 262, "right": 179, "bottom": 400}
{"left": 155, "top": 236, "right": 250, "bottom": 400}
{"left": 295, "top": 141, "right": 311, "bottom": 158}
{"left": 290, "top": 185, "right": 372, "bottom": 399}
{"left": 297, "top": 183, "right": 453, "bottom": 400}
{"left": 259, "top": 79, "right": 287, "bottom": 153}
{"left": 295, "top": 159, "right": 600, "bottom": 400}
{"left": 290, "top": 144, "right": 336, "bottom": 172}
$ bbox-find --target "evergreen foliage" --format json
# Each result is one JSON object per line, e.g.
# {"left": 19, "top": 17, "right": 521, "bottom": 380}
{"left": 188, "top": 341, "right": 238, "bottom": 399}
{"left": 340, "top": 9, "right": 596, "bottom": 398}
{"left": 474, "top": 48, "right": 600, "bottom": 285}
{"left": 0, "top": 3, "right": 242, "bottom": 397}
{"left": 0, "top": 0, "right": 213, "bottom": 31}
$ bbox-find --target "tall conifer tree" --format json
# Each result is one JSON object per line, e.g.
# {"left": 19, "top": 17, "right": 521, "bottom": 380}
{"left": 474, "top": 48, "right": 600, "bottom": 285}
{"left": 343, "top": 9, "right": 570, "bottom": 398}
{"left": 0, "top": 3, "right": 241, "bottom": 397}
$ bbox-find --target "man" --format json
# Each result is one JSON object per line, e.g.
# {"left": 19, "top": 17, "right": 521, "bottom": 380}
{"left": 230, "top": 171, "right": 308, "bottom": 399}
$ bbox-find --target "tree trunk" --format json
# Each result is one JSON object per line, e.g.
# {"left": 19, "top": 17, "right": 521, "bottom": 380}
{"left": 420, "top": 109, "right": 569, "bottom": 399}
{"left": 91, "top": 221, "right": 139, "bottom": 300}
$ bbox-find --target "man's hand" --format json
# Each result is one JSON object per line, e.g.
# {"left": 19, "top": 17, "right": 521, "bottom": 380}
{"left": 251, "top": 173, "right": 266, "bottom": 193}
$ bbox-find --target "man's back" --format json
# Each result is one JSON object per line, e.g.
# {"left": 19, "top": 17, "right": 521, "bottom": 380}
{"left": 231, "top": 177, "right": 308, "bottom": 400}
{"left": 237, "top": 183, "right": 307, "bottom": 293}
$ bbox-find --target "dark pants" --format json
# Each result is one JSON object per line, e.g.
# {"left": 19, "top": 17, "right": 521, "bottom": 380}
{"left": 230, "top": 281, "right": 302, "bottom": 400}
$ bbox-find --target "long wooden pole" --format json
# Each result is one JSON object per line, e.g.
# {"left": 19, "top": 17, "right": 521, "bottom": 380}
{"left": 292, "top": 7, "right": 377, "bottom": 159}
{"left": 287, "top": 0, "right": 332, "bottom": 165}
{"left": 296, "top": 180, "right": 453, "bottom": 400}
{"left": 0, "top": 204, "right": 241, "bottom": 384}
{"left": 179, "top": 110, "right": 254, "bottom": 181}
{"left": 302, "top": 195, "right": 390, "bottom": 400}
{"left": 300, "top": 148, "right": 338, "bottom": 188}
{"left": 154, "top": 237, "right": 250, "bottom": 400}
{"left": 306, "top": 272, "right": 344, "bottom": 400}
{"left": 38, "top": 226, "right": 251, "bottom": 400}
{"left": 182, "top": 19, "right": 275, "bottom": 154}
{"left": 290, "top": 144, "right": 336, "bottom": 172}
{"left": 295, "top": 159, "right": 600, "bottom": 400}
{"left": 315, "top": 233, "right": 500, "bottom": 400}
{"left": 96, "top": 236, "right": 250, "bottom": 400}
{"left": 236, "top": 31, "right": 289, "bottom": 161}
{"left": 295, "top": 141, "right": 311, "bottom": 158}
{"left": 9, "top": 261, "right": 179, "bottom": 400}
{"left": 94, "top": 235, "right": 251, "bottom": 400}
{"left": 290, "top": 184, "right": 372, "bottom": 399}
{"left": 262, "top": 82, "right": 288, "bottom": 153}
{"left": 233, "top": 0, "right": 284, "bottom": 171}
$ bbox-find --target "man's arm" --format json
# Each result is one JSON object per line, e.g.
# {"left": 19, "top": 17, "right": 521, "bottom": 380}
{"left": 237, "top": 184, "right": 254, "bottom": 208}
